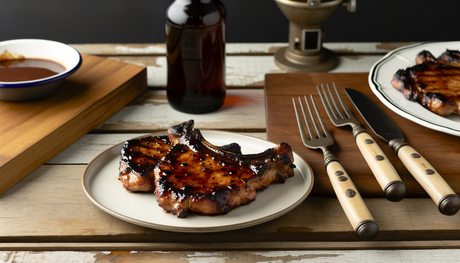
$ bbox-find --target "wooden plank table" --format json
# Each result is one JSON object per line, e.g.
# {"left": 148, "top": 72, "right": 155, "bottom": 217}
{"left": 3, "top": 42, "right": 460, "bottom": 262}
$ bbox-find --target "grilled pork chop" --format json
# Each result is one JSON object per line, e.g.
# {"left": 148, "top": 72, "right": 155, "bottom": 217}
{"left": 119, "top": 129, "right": 242, "bottom": 192}
{"left": 391, "top": 50, "right": 460, "bottom": 116}
{"left": 154, "top": 120, "right": 296, "bottom": 218}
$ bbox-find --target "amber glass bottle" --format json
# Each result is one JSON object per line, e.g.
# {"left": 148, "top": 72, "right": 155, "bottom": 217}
{"left": 165, "top": 0, "right": 226, "bottom": 114}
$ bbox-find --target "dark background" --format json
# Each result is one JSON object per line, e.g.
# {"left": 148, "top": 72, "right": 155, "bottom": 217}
{"left": 1, "top": 0, "right": 459, "bottom": 44}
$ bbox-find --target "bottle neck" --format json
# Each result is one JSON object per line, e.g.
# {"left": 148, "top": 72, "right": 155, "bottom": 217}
{"left": 167, "top": 0, "right": 225, "bottom": 26}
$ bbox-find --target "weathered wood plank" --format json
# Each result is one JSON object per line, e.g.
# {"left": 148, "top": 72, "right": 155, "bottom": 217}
{"left": 3, "top": 165, "right": 460, "bottom": 244}
{"left": 92, "top": 89, "right": 266, "bottom": 133}
{"left": 106, "top": 55, "right": 286, "bottom": 88}
{"left": 3, "top": 241, "right": 460, "bottom": 251}
{"left": 105, "top": 55, "right": 382, "bottom": 88}
{"left": 69, "top": 43, "right": 413, "bottom": 89}
{"left": 70, "top": 42, "right": 417, "bottom": 56}
{"left": 2, "top": 248, "right": 460, "bottom": 263}
{"left": 71, "top": 44, "right": 386, "bottom": 88}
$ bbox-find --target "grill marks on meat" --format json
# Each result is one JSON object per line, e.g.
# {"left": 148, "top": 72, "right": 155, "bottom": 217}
{"left": 118, "top": 132, "right": 242, "bottom": 193}
{"left": 118, "top": 135, "right": 172, "bottom": 192}
{"left": 153, "top": 120, "right": 296, "bottom": 218}
{"left": 391, "top": 50, "right": 460, "bottom": 116}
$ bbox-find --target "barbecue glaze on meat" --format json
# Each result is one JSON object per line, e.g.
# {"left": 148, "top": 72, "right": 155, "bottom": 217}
{"left": 119, "top": 132, "right": 242, "bottom": 193}
{"left": 153, "top": 120, "right": 296, "bottom": 218}
{"left": 119, "top": 135, "right": 172, "bottom": 192}
{"left": 391, "top": 50, "right": 460, "bottom": 116}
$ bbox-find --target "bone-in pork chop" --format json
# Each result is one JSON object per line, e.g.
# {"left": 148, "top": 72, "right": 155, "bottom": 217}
{"left": 154, "top": 120, "right": 296, "bottom": 218}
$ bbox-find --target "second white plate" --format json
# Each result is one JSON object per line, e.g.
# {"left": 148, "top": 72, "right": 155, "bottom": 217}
{"left": 369, "top": 41, "right": 460, "bottom": 136}
{"left": 82, "top": 131, "right": 314, "bottom": 233}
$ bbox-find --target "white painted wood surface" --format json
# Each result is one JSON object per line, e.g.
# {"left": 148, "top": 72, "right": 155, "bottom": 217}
{"left": 70, "top": 42, "right": 417, "bottom": 56}
{"left": 1, "top": 249, "right": 459, "bottom": 263}
{"left": 73, "top": 43, "right": 389, "bottom": 88}
{"left": 107, "top": 54, "right": 382, "bottom": 88}
{"left": 93, "top": 89, "right": 266, "bottom": 132}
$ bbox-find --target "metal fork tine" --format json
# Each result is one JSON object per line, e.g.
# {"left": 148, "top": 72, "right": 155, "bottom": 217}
{"left": 326, "top": 83, "right": 346, "bottom": 119}
{"left": 292, "top": 98, "right": 310, "bottom": 144}
{"left": 309, "top": 94, "right": 331, "bottom": 138}
{"left": 292, "top": 99, "right": 305, "bottom": 140}
{"left": 332, "top": 82, "right": 354, "bottom": 118}
{"left": 299, "top": 96, "right": 319, "bottom": 139}
{"left": 294, "top": 97, "right": 318, "bottom": 141}
{"left": 301, "top": 96, "right": 323, "bottom": 138}
{"left": 317, "top": 84, "right": 337, "bottom": 120}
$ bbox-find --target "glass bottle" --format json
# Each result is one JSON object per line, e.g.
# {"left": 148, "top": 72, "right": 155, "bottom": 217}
{"left": 165, "top": 0, "right": 226, "bottom": 114}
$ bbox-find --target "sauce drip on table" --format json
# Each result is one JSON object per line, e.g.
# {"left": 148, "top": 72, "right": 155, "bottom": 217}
{"left": 0, "top": 58, "right": 66, "bottom": 82}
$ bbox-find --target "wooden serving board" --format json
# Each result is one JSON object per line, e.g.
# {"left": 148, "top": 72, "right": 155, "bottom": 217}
{"left": 265, "top": 72, "right": 460, "bottom": 197}
{"left": 0, "top": 54, "right": 147, "bottom": 195}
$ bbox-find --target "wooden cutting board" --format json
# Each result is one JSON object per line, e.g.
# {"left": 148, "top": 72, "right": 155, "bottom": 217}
{"left": 0, "top": 54, "right": 147, "bottom": 195}
{"left": 265, "top": 72, "right": 460, "bottom": 197}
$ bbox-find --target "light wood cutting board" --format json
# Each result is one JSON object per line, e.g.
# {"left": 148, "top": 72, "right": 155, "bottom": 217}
{"left": 265, "top": 72, "right": 460, "bottom": 197}
{"left": 0, "top": 53, "right": 147, "bottom": 195}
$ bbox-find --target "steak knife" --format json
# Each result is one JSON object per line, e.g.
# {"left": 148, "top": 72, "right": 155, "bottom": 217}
{"left": 345, "top": 88, "right": 460, "bottom": 216}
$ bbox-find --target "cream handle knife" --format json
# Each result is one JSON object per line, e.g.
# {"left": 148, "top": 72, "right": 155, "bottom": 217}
{"left": 396, "top": 144, "right": 460, "bottom": 215}
{"left": 326, "top": 160, "right": 379, "bottom": 241}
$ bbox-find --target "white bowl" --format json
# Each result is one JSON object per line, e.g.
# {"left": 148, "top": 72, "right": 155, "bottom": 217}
{"left": 0, "top": 39, "right": 82, "bottom": 102}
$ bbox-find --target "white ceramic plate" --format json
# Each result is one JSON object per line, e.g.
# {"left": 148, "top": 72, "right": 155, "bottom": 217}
{"left": 369, "top": 41, "right": 460, "bottom": 136}
{"left": 82, "top": 131, "right": 314, "bottom": 233}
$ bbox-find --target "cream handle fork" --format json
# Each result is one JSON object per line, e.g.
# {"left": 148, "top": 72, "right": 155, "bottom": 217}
{"left": 355, "top": 131, "right": 406, "bottom": 202}
{"left": 326, "top": 160, "right": 378, "bottom": 241}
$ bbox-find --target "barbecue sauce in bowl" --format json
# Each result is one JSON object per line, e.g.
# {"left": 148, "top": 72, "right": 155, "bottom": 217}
{"left": 0, "top": 58, "right": 66, "bottom": 82}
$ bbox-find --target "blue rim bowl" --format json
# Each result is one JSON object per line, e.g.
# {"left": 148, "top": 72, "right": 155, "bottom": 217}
{"left": 0, "top": 39, "right": 82, "bottom": 102}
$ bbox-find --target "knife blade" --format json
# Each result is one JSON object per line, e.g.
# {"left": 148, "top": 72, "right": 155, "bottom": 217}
{"left": 344, "top": 88, "right": 460, "bottom": 216}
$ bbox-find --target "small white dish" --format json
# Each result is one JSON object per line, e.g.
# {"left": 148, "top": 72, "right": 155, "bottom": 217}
{"left": 0, "top": 39, "right": 82, "bottom": 102}
{"left": 369, "top": 41, "right": 460, "bottom": 137}
{"left": 82, "top": 131, "right": 314, "bottom": 233}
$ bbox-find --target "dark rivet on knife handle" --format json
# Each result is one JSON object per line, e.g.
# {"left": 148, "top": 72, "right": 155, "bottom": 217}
{"left": 375, "top": 155, "right": 384, "bottom": 161}
{"left": 411, "top": 153, "right": 421, "bottom": 158}
{"left": 338, "top": 176, "right": 348, "bottom": 182}
{"left": 335, "top": 171, "right": 344, "bottom": 176}
{"left": 425, "top": 169, "right": 435, "bottom": 175}
{"left": 346, "top": 189, "right": 356, "bottom": 198}
{"left": 365, "top": 139, "right": 374, "bottom": 144}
